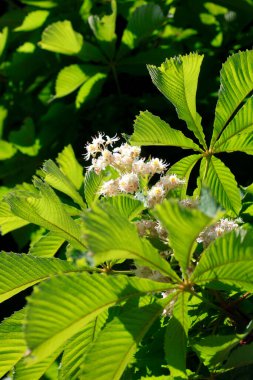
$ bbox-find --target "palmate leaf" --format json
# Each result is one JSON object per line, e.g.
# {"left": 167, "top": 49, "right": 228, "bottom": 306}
{"left": 84, "top": 203, "right": 180, "bottom": 281}
{"left": 168, "top": 154, "right": 202, "bottom": 199}
{"left": 14, "top": 10, "right": 49, "bottom": 32}
{"left": 39, "top": 20, "right": 83, "bottom": 55}
{"left": 200, "top": 156, "right": 241, "bottom": 215}
{"left": 14, "top": 348, "right": 61, "bottom": 380}
{"left": 154, "top": 200, "right": 212, "bottom": 275}
{"left": 6, "top": 179, "right": 85, "bottom": 250}
{"left": 0, "top": 309, "right": 26, "bottom": 378}
{"left": 56, "top": 145, "right": 83, "bottom": 190}
{"left": 214, "top": 97, "right": 253, "bottom": 152}
{"left": 80, "top": 296, "right": 168, "bottom": 380}
{"left": 42, "top": 159, "right": 85, "bottom": 208}
{"left": 191, "top": 229, "right": 253, "bottom": 291}
{"left": 0, "top": 252, "right": 82, "bottom": 302}
{"left": 130, "top": 111, "right": 202, "bottom": 152}
{"left": 165, "top": 292, "right": 190, "bottom": 379}
{"left": 211, "top": 50, "right": 253, "bottom": 146}
{"left": 25, "top": 273, "right": 174, "bottom": 362}
{"left": 29, "top": 231, "right": 65, "bottom": 258}
{"left": 147, "top": 53, "right": 206, "bottom": 148}
{"left": 60, "top": 312, "right": 108, "bottom": 380}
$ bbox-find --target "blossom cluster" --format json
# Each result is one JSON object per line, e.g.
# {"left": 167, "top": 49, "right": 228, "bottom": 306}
{"left": 84, "top": 133, "right": 185, "bottom": 207}
{"left": 197, "top": 218, "right": 239, "bottom": 248}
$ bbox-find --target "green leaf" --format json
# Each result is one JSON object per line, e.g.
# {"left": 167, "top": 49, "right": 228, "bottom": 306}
{"left": 201, "top": 156, "right": 241, "bottom": 215}
{"left": 84, "top": 203, "right": 180, "bottom": 281}
{"left": 84, "top": 170, "right": 104, "bottom": 207}
{"left": 42, "top": 159, "right": 85, "bottom": 208}
{"left": 5, "top": 179, "right": 85, "bottom": 250}
{"left": 102, "top": 195, "right": 144, "bottom": 220}
{"left": 214, "top": 132, "right": 253, "bottom": 155}
{"left": 0, "top": 252, "right": 82, "bottom": 302}
{"left": 225, "top": 341, "right": 253, "bottom": 370}
{"left": 25, "top": 273, "right": 174, "bottom": 362}
{"left": 214, "top": 97, "right": 253, "bottom": 152}
{"left": 54, "top": 65, "right": 100, "bottom": 99}
{"left": 168, "top": 154, "right": 202, "bottom": 199}
{"left": 88, "top": 0, "right": 117, "bottom": 58}
{"left": 165, "top": 292, "right": 190, "bottom": 379}
{"left": 0, "top": 309, "right": 26, "bottom": 378}
{"left": 0, "top": 106, "right": 7, "bottom": 138}
{"left": 0, "top": 27, "right": 8, "bottom": 57}
{"left": 154, "top": 200, "right": 212, "bottom": 275}
{"left": 147, "top": 53, "right": 206, "bottom": 148}
{"left": 14, "top": 10, "right": 49, "bottom": 32}
{"left": 60, "top": 312, "right": 108, "bottom": 380}
{"left": 211, "top": 50, "right": 253, "bottom": 146}
{"left": 14, "top": 348, "right": 61, "bottom": 380}
{"left": 29, "top": 231, "right": 65, "bottom": 258}
{"left": 39, "top": 20, "right": 83, "bottom": 55}
{"left": 192, "top": 335, "right": 239, "bottom": 371}
{"left": 0, "top": 140, "right": 17, "bottom": 160}
{"left": 9, "top": 118, "right": 40, "bottom": 157}
{"left": 19, "top": 0, "right": 57, "bottom": 8}
{"left": 75, "top": 72, "right": 107, "bottom": 109}
{"left": 81, "top": 297, "right": 165, "bottom": 380}
{"left": 56, "top": 145, "right": 83, "bottom": 190}
{"left": 191, "top": 230, "right": 253, "bottom": 291}
{"left": 120, "top": 3, "right": 164, "bottom": 51}
{"left": 130, "top": 111, "right": 202, "bottom": 152}
{"left": 0, "top": 200, "right": 29, "bottom": 235}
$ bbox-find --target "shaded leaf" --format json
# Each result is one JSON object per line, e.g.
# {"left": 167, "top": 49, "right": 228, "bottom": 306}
{"left": 165, "top": 292, "right": 190, "bottom": 379}
{"left": 81, "top": 297, "right": 165, "bottom": 380}
{"left": 60, "top": 312, "right": 108, "bottom": 380}
{"left": 25, "top": 273, "right": 174, "bottom": 362}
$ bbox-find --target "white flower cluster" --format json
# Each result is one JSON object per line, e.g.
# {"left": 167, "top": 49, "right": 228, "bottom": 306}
{"left": 135, "top": 220, "right": 168, "bottom": 240}
{"left": 134, "top": 264, "right": 170, "bottom": 283}
{"left": 197, "top": 218, "right": 239, "bottom": 248}
{"left": 84, "top": 134, "right": 185, "bottom": 205}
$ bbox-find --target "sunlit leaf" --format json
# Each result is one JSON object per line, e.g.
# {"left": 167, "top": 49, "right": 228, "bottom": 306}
{"left": 39, "top": 20, "right": 83, "bottom": 55}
